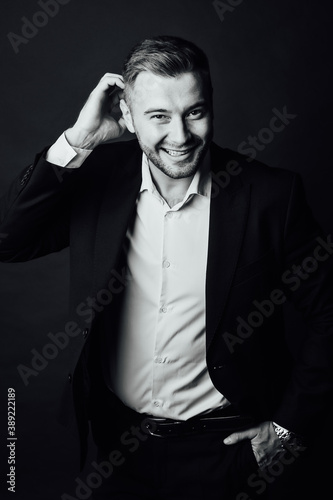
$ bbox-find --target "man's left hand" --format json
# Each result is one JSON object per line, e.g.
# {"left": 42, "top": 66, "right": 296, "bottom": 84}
{"left": 223, "top": 421, "right": 282, "bottom": 468}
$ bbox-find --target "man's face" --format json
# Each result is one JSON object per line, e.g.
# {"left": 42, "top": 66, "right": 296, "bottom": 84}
{"left": 121, "top": 71, "right": 214, "bottom": 179}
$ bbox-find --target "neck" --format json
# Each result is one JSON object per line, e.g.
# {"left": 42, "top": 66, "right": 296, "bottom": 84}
{"left": 148, "top": 162, "right": 194, "bottom": 208}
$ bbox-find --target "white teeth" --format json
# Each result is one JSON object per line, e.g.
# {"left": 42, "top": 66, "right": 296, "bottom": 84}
{"left": 164, "top": 149, "right": 191, "bottom": 157}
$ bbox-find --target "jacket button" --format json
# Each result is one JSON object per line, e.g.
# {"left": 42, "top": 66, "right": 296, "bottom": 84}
{"left": 82, "top": 328, "right": 89, "bottom": 339}
{"left": 68, "top": 374, "right": 72, "bottom": 383}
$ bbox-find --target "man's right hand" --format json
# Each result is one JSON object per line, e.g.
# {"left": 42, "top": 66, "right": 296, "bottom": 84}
{"left": 65, "top": 73, "right": 128, "bottom": 150}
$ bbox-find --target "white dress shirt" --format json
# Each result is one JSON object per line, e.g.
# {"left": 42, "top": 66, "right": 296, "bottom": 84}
{"left": 47, "top": 133, "right": 229, "bottom": 420}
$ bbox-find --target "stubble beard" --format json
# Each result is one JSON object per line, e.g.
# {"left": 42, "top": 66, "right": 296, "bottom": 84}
{"left": 136, "top": 133, "right": 211, "bottom": 180}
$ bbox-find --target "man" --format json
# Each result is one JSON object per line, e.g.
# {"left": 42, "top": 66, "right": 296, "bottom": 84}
{"left": 1, "top": 36, "right": 332, "bottom": 499}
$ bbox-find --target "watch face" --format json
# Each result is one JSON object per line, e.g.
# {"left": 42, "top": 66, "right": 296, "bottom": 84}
{"left": 281, "top": 431, "right": 292, "bottom": 442}
{"left": 273, "top": 423, "right": 290, "bottom": 441}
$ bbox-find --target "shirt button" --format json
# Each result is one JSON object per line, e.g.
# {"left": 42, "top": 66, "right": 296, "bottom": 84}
{"left": 166, "top": 212, "right": 173, "bottom": 219}
{"left": 162, "top": 260, "right": 170, "bottom": 269}
{"left": 159, "top": 306, "right": 167, "bottom": 313}
{"left": 153, "top": 400, "right": 161, "bottom": 407}
{"left": 154, "top": 356, "right": 164, "bottom": 364}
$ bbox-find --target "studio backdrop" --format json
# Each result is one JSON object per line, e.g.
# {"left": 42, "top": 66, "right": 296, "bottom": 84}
{"left": 0, "top": 1, "right": 332, "bottom": 499}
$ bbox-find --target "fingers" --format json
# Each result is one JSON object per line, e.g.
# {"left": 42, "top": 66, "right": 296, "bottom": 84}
{"left": 98, "top": 73, "right": 125, "bottom": 92}
{"left": 223, "top": 427, "right": 259, "bottom": 445}
{"left": 82, "top": 73, "right": 124, "bottom": 117}
{"left": 108, "top": 88, "right": 124, "bottom": 109}
{"left": 93, "top": 74, "right": 125, "bottom": 110}
{"left": 100, "top": 72, "right": 124, "bottom": 81}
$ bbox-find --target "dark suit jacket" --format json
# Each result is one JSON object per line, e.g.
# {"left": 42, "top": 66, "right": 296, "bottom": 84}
{"left": 1, "top": 139, "right": 333, "bottom": 465}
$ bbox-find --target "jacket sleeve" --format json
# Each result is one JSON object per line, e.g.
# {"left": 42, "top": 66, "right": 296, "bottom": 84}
{"left": 273, "top": 173, "right": 333, "bottom": 435}
{"left": 0, "top": 148, "right": 78, "bottom": 262}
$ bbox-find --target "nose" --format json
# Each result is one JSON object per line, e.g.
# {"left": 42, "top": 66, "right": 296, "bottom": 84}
{"left": 168, "top": 117, "right": 191, "bottom": 145}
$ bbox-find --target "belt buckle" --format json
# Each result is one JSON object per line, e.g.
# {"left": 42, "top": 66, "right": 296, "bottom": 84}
{"left": 144, "top": 419, "right": 167, "bottom": 438}
{"left": 145, "top": 424, "right": 164, "bottom": 437}
{"left": 144, "top": 419, "right": 187, "bottom": 438}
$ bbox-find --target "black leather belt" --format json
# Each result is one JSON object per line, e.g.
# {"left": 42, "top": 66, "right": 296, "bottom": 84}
{"left": 143, "top": 413, "right": 254, "bottom": 438}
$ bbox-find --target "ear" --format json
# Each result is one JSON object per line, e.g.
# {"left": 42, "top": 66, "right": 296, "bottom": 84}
{"left": 119, "top": 99, "right": 135, "bottom": 134}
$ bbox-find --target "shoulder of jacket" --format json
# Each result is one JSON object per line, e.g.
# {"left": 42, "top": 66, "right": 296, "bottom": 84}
{"left": 211, "top": 142, "right": 298, "bottom": 187}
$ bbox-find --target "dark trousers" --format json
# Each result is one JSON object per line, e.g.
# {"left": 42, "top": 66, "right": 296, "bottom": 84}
{"left": 90, "top": 396, "right": 265, "bottom": 500}
{"left": 89, "top": 390, "right": 312, "bottom": 499}
{"left": 93, "top": 427, "right": 262, "bottom": 499}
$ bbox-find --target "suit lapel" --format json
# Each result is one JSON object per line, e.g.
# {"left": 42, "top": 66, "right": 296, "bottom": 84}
{"left": 90, "top": 140, "right": 250, "bottom": 351}
{"left": 206, "top": 146, "right": 251, "bottom": 350}
{"left": 92, "top": 146, "right": 142, "bottom": 297}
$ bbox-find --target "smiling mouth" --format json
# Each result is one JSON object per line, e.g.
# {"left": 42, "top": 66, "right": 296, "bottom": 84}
{"left": 162, "top": 147, "right": 195, "bottom": 157}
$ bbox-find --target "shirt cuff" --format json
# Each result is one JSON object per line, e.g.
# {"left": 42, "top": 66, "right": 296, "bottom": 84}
{"left": 46, "top": 131, "right": 93, "bottom": 168}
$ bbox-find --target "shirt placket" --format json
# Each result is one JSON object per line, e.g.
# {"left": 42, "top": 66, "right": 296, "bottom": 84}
{"left": 150, "top": 205, "right": 178, "bottom": 413}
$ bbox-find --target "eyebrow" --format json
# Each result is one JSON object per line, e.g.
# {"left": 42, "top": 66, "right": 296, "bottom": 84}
{"left": 144, "top": 108, "right": 169, "bottom": 115}
{"left": 143, "top": 100, "right": 207, "bottom": 115}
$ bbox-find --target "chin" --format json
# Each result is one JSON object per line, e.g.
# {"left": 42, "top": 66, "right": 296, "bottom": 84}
{"left": 159, "top": 163, "right": 199, "bottom": 179}
{"left": 156, "top": 148, "right": 208, "bottom": 179}
{"left": 137, "top": 135, "right": 210, "bottom": 180}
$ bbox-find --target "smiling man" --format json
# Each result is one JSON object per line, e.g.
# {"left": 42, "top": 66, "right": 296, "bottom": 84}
{"left": 121, "top": 70, "right": 213, "bottom": 182}
{"left": 1, "top": 36, "right": 333, "bottom": 499}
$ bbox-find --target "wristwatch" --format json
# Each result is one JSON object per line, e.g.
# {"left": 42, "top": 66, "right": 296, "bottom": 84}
{"left": 272, "top": 422, "right": 305, "bottom": 451}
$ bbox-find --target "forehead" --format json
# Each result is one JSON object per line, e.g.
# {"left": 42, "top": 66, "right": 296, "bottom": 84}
{"left": 128, "top": 71, "right": 208, "bottom": 111}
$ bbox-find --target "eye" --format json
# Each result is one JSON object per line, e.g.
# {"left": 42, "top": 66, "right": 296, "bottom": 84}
{"left": 151, "top": 114, "right": 170, "bottom": 121}
{"left": 187, "top": 108, "right": 205, "bottom": 119}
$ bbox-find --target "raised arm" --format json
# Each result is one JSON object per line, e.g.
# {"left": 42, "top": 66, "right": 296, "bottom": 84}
{"left": 0, "top": 73, "right": 128, "bottom": 262}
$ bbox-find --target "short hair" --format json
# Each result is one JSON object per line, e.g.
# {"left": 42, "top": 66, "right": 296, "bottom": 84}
{"left": 122, "top": 35, "right": 212, "bottom": 102}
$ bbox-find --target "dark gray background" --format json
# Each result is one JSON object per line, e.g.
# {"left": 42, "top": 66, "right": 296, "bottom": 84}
{"left": 0, "top": 0, "right": 332, "bottom": 498}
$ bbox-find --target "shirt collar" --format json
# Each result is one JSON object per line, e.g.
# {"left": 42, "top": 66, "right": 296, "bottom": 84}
{"left": 140, "top": 151, "right": 211, "bottom": 202}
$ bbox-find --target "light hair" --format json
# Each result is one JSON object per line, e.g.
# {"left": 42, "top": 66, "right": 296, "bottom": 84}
{"left": 122, "top": 35, "right": 213, "bottom": 103}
